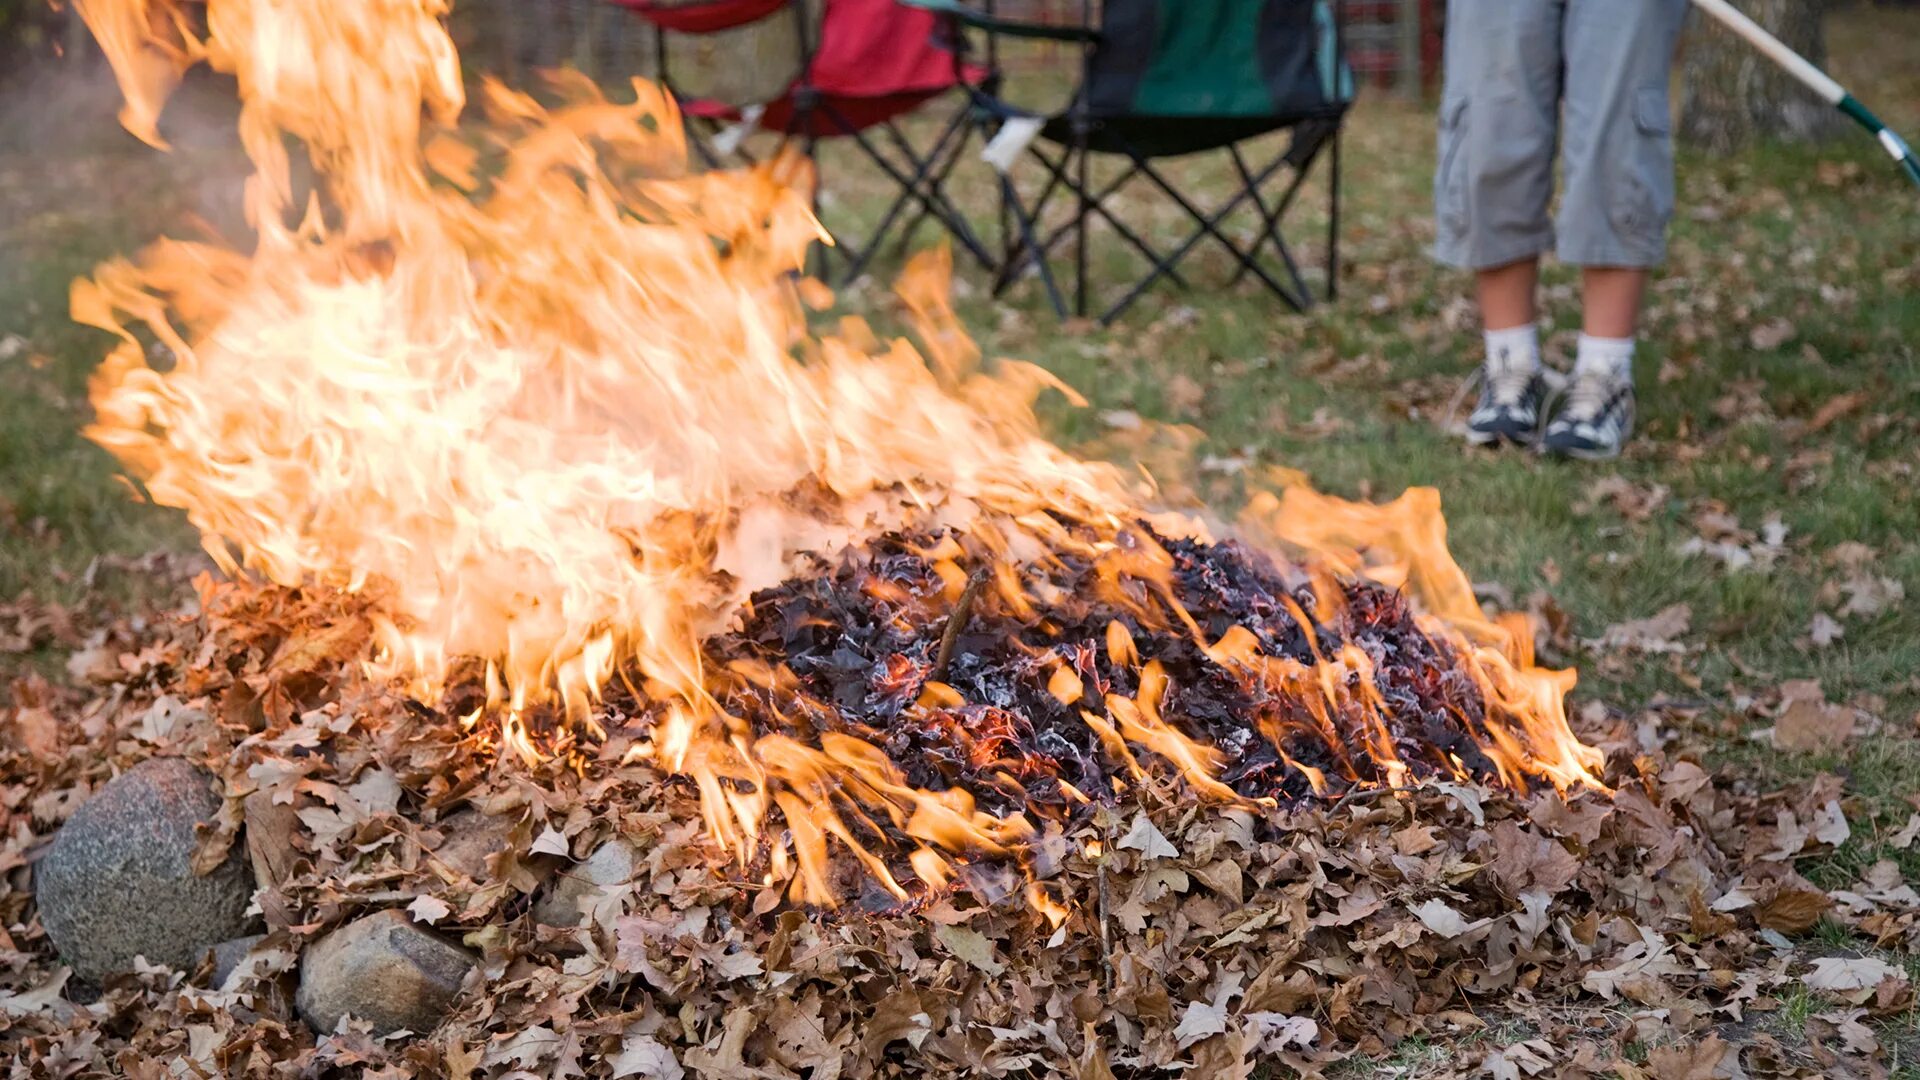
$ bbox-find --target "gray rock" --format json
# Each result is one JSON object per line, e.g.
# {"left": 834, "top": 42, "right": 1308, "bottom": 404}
{"left": 296, "top": 909, "right": 475, "bottom": 1036}
{"left": 209, "top": 934, "right": 266, "bottom": 987}
{"left": 429, "top": 809, "right": 512, "bottom": 881}
{"left": 533, "top": 837, "right": 639, "bottom": 927}
{"left": 35, "top": 757, "right": 257, "bottom": 982}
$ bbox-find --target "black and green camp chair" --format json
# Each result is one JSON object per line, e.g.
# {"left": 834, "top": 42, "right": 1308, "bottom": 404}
{"left": 905, "top": 0, "right": 1353, "bottom": 323}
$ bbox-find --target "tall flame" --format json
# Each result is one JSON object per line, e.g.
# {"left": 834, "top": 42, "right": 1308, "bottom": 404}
{"left": 70, "top": 0, "right": 1604, "bottom": 905}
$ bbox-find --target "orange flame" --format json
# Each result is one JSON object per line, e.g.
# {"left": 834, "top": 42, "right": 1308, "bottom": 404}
{"left": 71, "top": 0, "right": 1603, "bottom": 908}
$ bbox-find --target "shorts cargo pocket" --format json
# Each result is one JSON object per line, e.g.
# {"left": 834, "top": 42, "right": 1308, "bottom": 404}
{"left": 1614, "top": 86, "right": 1676, "bottom": 245}
{"left": 1435, "top": 96, "right": 1471, "bottom": 241}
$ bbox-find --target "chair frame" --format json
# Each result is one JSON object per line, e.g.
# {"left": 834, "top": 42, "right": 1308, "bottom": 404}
{"left": 915, "top": 0, "right": 1348, "bottom": 325}
{"left": 640, "top": 0, "right": 997, "bottom": 282}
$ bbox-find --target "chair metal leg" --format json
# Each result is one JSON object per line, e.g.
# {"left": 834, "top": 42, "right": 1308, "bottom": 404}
{"left": 1099, "top": 151, "right": 1303, "bottom": 324}
{"left": 879, "top": 111, "right": 987, "bottom": 268}
{"left": 1328, "top": 124, "right": 1342, "bottom": 302}
{"left": 1001, "top": 171, "right": 1068, "bottom": 318}
{"left": 842, "top": 112, "right": 974, "bottom": 282}
{"left": 1017, "top": 147, "right": 1188, "bottom": 292}
{"left": 1073, "top": 134, "right": 1089, "bottom": 319}
{"left": 822, "top": 105, "right": 996, "bottom": 275}
{"left": 992, "top": 150, "right": 1069, "bottom": 296}
{"left": 1226, "top": 142, "right": 1316, "bottom": 306}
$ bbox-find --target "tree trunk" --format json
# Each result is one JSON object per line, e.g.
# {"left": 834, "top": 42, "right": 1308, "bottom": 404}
{"left": 1679, "top": 0, "right": 1841, "bottom": 153}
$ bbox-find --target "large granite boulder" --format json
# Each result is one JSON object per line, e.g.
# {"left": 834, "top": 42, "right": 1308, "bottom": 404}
{"left": 296, "top": 909, "right": 476, "bottom": 1036}
{"left": 35, "top": 757, "right": 257, "bottom": 982}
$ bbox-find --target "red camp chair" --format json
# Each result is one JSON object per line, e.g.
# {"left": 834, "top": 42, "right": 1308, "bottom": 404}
{"left": 610, "top": 0, "right": 995, "bottom": 282}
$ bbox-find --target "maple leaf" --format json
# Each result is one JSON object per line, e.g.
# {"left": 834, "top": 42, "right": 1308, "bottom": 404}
{"left": 1645, "top": 1032, "right": 1732, "bottom": 1080}
{"left": 407, "top": 895, "right": 451, "bottom": 925}
{"left": 1171, "top": 999, "right": 1228, "bottom": 1049}
{"left": 1588, "top": 604, "right": 1691, "bottom": 655}
{"left": 1580, "top": 927, "right": 1686, "bottom": 1001}
{"left": 530, "top": 825, "right": 572, "bottom": 857}
{"left": 1481, "top": 1039, "right": 1552, "bottom": 1079}
{"left": 1411, "top": 898, "right": 1489, "bottom": 940}
{"left": 1116, "top": 813, "right": 1178, "bottom": 860}
{"left": 1803, "top": 956, "right": 1907, "bottom": 1004}
{"left": 932, "top": 923, "right": 1006, "bottom": 976}
{"left": 0, "top": 968, "right": 70, "bottom": 1016}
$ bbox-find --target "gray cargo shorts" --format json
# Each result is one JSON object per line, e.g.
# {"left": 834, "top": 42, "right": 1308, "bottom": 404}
{"left": 1435, "top": 0, "right": 1690, "bottom": 270}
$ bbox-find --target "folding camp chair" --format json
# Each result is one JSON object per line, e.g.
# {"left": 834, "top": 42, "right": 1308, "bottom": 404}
{"left": 609, "top": 0, "right": 997, "bottom": 283}
{"left": 906, "top": 0, "right": 1353, "bottom": 324}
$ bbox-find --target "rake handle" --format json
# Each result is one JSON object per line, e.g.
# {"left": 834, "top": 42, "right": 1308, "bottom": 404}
{"left": 1689, "top": 0, "right": 1920, "bottom": 189}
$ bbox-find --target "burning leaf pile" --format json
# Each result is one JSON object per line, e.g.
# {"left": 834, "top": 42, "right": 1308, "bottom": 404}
{"left": 61, "top": 0, "right": 1602, "bottom": 913}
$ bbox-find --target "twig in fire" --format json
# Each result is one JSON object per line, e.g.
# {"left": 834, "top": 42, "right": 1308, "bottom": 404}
{"left": 930, "top": 572, "right": 989, "bottom": 684}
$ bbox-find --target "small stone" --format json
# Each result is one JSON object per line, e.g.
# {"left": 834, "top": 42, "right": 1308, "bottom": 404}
{"left": 533, "top": 837, "right": 639, "bottom": 927}
{"left": 35, "top": 757, "right": 257, "bottom": 982}
{"left": 209, "top": 934, "right": 266, "bottom": 987}
{"left": 429, "top": 809, "right": 512, "bottom": 880}
{"left": 296, "top": 909, "right": 475, "bottom": 1036}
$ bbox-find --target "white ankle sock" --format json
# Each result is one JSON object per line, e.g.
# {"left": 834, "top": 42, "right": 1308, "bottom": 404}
{"left": 1483, "top": 325, "right": 1541, "bottom": 371}
{"left": 1575, "top": 334, "right": 1635, "bottom": 381}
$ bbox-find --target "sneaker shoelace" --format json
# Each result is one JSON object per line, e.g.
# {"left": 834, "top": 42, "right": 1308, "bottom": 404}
{"left": 1559, "top": 365, "right": 1619, "bottom": 422}
{"left": 1484, "top": 350, "right": 1536, "bottom": 410}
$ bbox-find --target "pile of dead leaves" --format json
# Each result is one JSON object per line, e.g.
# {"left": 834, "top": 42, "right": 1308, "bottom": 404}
{"left": 1, "top": 578, "right": 1916, "bottom": 1079}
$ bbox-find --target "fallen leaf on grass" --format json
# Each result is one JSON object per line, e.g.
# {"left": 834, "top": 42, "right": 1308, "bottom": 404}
{"left": 1646, "top": 1033, "right": 1733, "bottom": 1079}
{"left": 1839, "top": 574, "right": 1904, "bottom": 619}
{"left": 1588, "top": 604, "right": 1691, "bottom": 655}
{"left": 1164, "top": 374, "right": 1206, "bottom": 417}
{"left": 1809, "top": 612, "right": 1844, "bottom": 648}
{"left": 1480, "top": 1039, "right": 1553, "bottom": 1079}
{"left": 1889, "top": 814, "right": 1920, "bottom": 850}
{"left": 1812, "top": 799, "right": 1851, "bottom": 847}
{"left": 1750, "top": 318, "right": 1796, "bottom": 350}
{"left": 1816, "top": 1008, "right": 1880, "bottom": 1055}
{"left": 1804, "top": 391, "right": 1868, "bottom": 436}
{"left": 1756, "top": 884, "right": 1833, "bottom": 933}
{"left": 1581, "top": 927, "right": 1686, "bottom": 1000}
{"left": 1803, "top": 956, "right": 1907, "bottom": 1004}
{"left": 1772, "top": 682, "right": 1855, "bottom": 752}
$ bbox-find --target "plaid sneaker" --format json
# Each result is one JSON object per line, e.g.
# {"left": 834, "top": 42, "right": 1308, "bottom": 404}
{"left": 1464, "top": 345, "right": 1546, "bottom": 446}
{"left": 1543, "top": 362, "right": 1635, "bottom": 460}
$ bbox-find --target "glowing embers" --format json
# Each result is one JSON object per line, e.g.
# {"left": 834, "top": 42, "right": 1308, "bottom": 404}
{"left": 680, "top": 514, "right": 1603, "bottom": 907}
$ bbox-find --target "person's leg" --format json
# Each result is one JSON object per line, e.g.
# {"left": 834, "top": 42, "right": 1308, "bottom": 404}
{"left": 1479, "top": 258, "right": 1542, "bottom": 333}
{"left": 1580, "top": 266, "right": 1646, "bottom": 339}
{"left": 1434, "top": 0, "right": 1562, "bottom": 445}
{"left": 1546, "top": 0, "right": 1688, "bottom": 459}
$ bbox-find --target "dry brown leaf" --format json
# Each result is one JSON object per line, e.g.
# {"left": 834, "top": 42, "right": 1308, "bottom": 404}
{"left": 1589, "top": 604, "right": 1691, "bottom": 655}
{"left": 1774, "top": 683, "right": 1855, "bottom": 753}
{"left": 1756, "top": 885, "right": 1833, "bottom": 933}
{"left": 1804, "top": 956, "right": 1908, "bottom": 1005}
{"left": 1645, "top": 1032, "right": 1732, "bottom": 1079}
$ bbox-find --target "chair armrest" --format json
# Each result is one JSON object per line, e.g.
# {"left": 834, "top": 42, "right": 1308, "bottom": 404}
{"left": 897, "top": 0, "right": 1099, "bottom": 43}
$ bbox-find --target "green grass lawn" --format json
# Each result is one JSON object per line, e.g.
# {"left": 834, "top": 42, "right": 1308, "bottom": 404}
{"left": 3, "top": 8, "right": 1920, "bottom": 1071}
